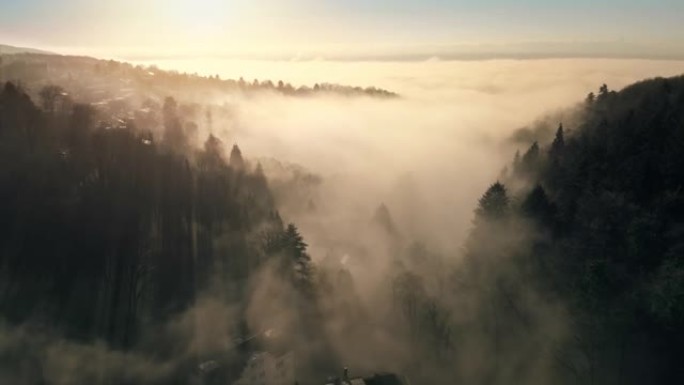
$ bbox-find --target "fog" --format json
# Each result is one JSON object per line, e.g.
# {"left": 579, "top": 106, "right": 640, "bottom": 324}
{"left": 169, "top": 58, "right": 682, "bottom": 383}
{"left": 3, "top": 56, "right": 684, "bottom": 384}
{"left": 145, "top": 58, "right": 684, "bottom": 250}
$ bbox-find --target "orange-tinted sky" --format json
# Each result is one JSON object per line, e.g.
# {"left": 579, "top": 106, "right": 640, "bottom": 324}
{"left": 1, "top": 0, "right": 683, "bottom": 60}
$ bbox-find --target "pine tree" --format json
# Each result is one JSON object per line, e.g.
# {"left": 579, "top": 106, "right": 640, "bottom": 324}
{"left": 519, "top": 141, "right": 541, "bottom": 177}
{"left": 230, "top": 144, "right": 245, "bottom": 170}
{"left": 549, "top": 123, "right": 565, "bottom": 158}
{"left": 283, "top": 224, "right": 313, "bottom": 284}
{"left": 512, "top": 150, "right": 522, "bottom": 175}
{"left": 586, "top": 92, "right": 596, "bottom": 105}
{"left": 203, "top": 134, "right": 224, "bottom": 167}
{"left": 162, "top": 96, "right": 186, "bottom": 153}
{"left": 522, "top": 141, "right": 539, "bottom": 165}
{"left": 285, "top": 224, "right": 307, "bottom": 254}
{"left": 475, "top": 182, "right": 509, "bottom": 221}
{"left": 522, "top": 184, "right": 554, "bottom": 226}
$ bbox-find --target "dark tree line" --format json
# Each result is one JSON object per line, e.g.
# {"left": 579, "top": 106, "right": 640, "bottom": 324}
{"left": 459, "top": 77, "right": 684, "bottom": 384}
{"left": 5, "top": 67, "right": 684, "bottom": 385}
{"left": 0, "top": 53, "right": 398, "bottom": 104}
{"left": 376, "top": 76, "right": 684, "bottom": 385}
{"left": 0, "top": 81, "right": 317, "bottom": 360}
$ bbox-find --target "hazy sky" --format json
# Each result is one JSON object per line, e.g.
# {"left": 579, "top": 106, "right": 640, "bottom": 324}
{"left": 1, "top": 0, "right": 683, "bottom": 59}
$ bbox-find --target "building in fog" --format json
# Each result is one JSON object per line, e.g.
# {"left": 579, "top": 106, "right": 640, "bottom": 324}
{"left": 235, "top": 351, "right": 296, "bottom": 385}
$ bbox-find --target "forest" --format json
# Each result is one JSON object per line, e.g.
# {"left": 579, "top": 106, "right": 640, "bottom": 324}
{"left": 453, "top": 77, "right": 684, "bottom": 384}
{"left": 1, "top": 58, "right": 684, "bottom": 385}
{"left": 0, "top": 53, "right": 398, "bottom": 103}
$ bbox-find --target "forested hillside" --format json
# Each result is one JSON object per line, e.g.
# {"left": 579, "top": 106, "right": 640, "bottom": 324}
{"left": 2, "top": 71, "right": 684, "bottom": 385}
{"left": 0, "top": 53, "right": 397, "bottom": 103}
{"left": 0, "top": 81, "right": 330, "bottom": 384}
{"left": 459, "top": 77, "right": 684, "bottom": 384}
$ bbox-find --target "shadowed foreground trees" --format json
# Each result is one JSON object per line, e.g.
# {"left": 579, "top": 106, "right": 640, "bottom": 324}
{"left": 0, "top": 82, "right": 292, "bottom": 352}
{"left": 463, "top": 78, "right": 684, "bottom": 384}
{"left": 383, "top": 77, "right": 684, "bottom": 385}
{"left": 3, "top": 72, "right": 684, "bottom": 385}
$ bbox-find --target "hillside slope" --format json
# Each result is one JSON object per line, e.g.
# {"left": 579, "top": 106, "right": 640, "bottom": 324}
{"left": 0, "top": 43, "right": 53, "bottom": 55}
{"left": 464, "top": 75, "right": 684, "bottom": 384}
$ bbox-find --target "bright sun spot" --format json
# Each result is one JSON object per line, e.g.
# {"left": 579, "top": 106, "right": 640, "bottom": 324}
{"left": 169, "top": 0, "right": 238, "bottom": 28}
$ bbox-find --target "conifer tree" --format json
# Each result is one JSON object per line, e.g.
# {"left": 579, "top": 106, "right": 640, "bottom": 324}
{"left": 475, "top": 182, "right": 509, "bottom": 221}
{"left": 162, "top": 96, "right": 186, "bottom": 153}
{"left": 549, "top": 123, "right": 565, "bottom": 158}
{"left": 230, "top": 144, "right": 245, "bottom": 170}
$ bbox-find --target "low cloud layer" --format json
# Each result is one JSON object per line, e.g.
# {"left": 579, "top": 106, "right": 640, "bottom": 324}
{"left": 164, "top": 58, "right": 684, "bottom": 251}
{"left": 2, "top": 57, "right": 683, "bottom": 384}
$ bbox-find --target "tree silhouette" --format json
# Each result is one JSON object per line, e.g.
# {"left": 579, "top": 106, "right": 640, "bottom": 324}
{"left": 162, "top": 96, "right": 187, "bottom": 153}
{"left": 230, "top": 143, "right": 245, "bottom": 170}
{"left": 475, "top": 182, "right": 509, "bottom": 221}
{"left": 38, "top": 84, "right": 64, "bottom": 113}
{"left": 465, "top": 76, "right": 684, "bottom": 384}
{"left": 549, "top": 123, "right": 565, "bottom": 158}
{"left": 0, "top": 84, "right": 292, "bottom": 360}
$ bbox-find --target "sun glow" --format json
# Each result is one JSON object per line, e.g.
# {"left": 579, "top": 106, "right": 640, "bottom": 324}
{"left": 169, "top": 0, "right": 244, "bottom": 28}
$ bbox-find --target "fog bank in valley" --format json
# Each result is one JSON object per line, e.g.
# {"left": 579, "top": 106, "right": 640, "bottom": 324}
{"left": 176, "top": 59, "right": 684, "bottom": 252}
{"left": 190, "top": 58, "right": 684, "bottom": 384}
{"left": 2, "top": 55, "right": 684, "bottom": 384}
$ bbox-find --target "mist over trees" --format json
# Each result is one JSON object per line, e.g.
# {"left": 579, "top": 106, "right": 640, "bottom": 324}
{"left": 460, "top": 77, "right": 684, "bottom": 384}
{"left": 0, "top": 80, "right": 326, "bottom": 383}
{"left": 0, "top": 53, "right": 398, "bottom": 106}
{"left": 1, "top": 51, "right": 684, "bottom": 385}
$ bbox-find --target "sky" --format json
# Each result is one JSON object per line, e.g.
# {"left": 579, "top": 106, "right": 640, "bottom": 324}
{"left": 1, "top": 0, "right": 683, "bottom": 59}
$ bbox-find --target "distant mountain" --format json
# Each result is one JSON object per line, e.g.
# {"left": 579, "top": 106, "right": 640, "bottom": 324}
{"left": 0, "top": 43, "right": 53, "bottom": 55}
